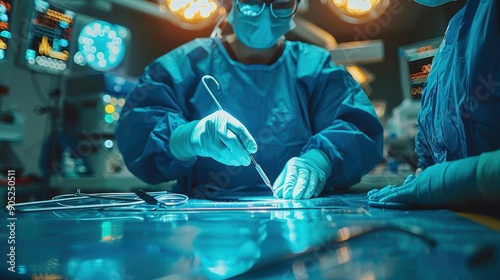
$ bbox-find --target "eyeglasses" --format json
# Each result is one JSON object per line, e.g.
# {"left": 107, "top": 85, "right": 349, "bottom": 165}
{"left": 235, "top": 0, "right": 300, "bottom": 19}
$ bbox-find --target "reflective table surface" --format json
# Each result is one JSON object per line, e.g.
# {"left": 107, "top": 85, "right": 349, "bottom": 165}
{"left": 1, "top": 194, "right": 499, "bottom": 280}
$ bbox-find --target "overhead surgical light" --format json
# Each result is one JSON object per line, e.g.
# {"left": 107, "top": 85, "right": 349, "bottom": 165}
{"left": 157, "top": 0, "right": 226, "bottom": 30}
{"left": 326, "top": 0, "right": 390, "bottom": 24}
{"left": 74, "top": 20, "right": 128, "bottom": 71}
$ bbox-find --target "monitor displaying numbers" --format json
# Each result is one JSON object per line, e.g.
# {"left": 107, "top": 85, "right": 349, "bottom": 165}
{"left": 24, "top": 0, "right": 76, "bottom": 73}
{"left": 398, "top": 37, "right": 443, "bottom": 100}
{"left": 0, "top": 0, "right": 13, "bottom": 61}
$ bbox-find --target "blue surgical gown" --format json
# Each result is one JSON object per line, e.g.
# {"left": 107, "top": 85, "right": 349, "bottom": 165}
{"left": 416, "top": 0, "right": 500, "bottom": 170}
{"left": 116, "top": 37, "right": 383, "bottom": 197}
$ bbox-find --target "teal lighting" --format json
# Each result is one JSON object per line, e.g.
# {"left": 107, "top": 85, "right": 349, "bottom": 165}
{"left": 76, "top": 20, "right": 127, "bottom": 71}
{"left": 0, "top": 31, "right": 12, "bottom": 38}
{"left": 104, "top": 114, "right": 114, "bottom": 124}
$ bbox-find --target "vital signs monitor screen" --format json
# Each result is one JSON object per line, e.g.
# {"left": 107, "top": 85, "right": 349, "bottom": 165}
{"left": 24, "top": 0, "right": 76, "bottom": 73}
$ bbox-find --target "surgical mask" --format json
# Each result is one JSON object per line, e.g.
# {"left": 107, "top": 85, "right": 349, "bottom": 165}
{"left": 413, "top": 0, "right": 456, "bottom": 7}
{"left": 227, "top": 7, "right": 295, "bottom": 49}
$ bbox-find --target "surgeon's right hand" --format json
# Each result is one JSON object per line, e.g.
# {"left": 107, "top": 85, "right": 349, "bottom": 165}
{"left": 170, "top": 110, "right": 257, "bottom": 166}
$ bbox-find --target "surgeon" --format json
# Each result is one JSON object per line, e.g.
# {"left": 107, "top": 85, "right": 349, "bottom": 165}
{"left": 368, "top": 0, "right": 500, "bottom": 208}
{"left": 116, "top": 0, "right": 384, "bottom": 200}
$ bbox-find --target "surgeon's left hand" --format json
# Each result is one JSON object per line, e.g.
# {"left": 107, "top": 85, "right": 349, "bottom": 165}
{"left": 367, "top": 156, "right": 481, "bottom": 208}
{"left": 273, "top": 149, "right": 332, "bottom": 200}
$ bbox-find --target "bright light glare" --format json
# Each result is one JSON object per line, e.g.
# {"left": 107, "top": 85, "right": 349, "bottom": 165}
{"left": 184, "top": 8, "right": 195, "bottom": 19}
{"left": 104, "top": 140, "right": 114, "bottom": 149}
{"left": 170, "top": 0, "right": 189, "bottom": 11}
{"left": 102, "top": 94, "right": 111, "bottom": 103}
{"left": 347, "top": 0, "right": 372, "bottom": 13}
{"left": 86, "top": 53, "right": 95, "bottom": 62}
{"left": 93, "top": 22, "right": 101, "bottom": 31}
{"left": 332, "top": 0, "right": 380, "bottom": 15}
{"left": 105, "top": 104, "right": 115, "bottom": 114}
{"left": 328, "top": 0, "right": 388, "bottom": 24}
{"left": 165, "top": 0, "right": 219, "bottom": 22}
{"left": 77, "top": 20, "right": 127, "bottom": 71}
{"left": 346, "top": 65, "right": 367, "bottom": 84}
{"left": 200, "top": 3, "right": 217, "bottom": 18}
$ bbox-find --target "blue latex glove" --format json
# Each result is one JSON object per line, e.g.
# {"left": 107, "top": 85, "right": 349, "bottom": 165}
{"left": 367, "top": 173, "right": 416, "bottom": 198}
{"left": 368, "top": 156, "right": 483, "bottom": 208}
{"left": 273, "top": 149, "right": 332, "bottom": 200}
{"left": 170, "top": 110, "right": 257, "bottom": 166}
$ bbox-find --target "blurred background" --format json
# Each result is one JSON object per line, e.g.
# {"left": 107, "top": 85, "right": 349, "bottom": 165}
{"left": 0, "top": 0, "right": 464, "bottom": 197}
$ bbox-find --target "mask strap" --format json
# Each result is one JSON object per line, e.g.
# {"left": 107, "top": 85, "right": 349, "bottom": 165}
{"left": 210, "top": 14, "right": 228, "bottom": 38}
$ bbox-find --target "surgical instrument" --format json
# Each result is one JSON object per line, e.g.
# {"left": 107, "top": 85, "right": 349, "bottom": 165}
{"left": 7, "top": 189, "right": 188, "bottom": 213}
{"left": 201, "top": 75, "right": 275, "bottom": 196}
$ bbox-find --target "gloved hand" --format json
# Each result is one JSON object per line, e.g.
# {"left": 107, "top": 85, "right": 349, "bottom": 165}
{"left": 170, "top": 110, "right": 257, "bottom": 166}
{"left": 367, "top": 156, "right": 482, "bottom": 208}
{"left": 273, "top": 149, "right": 332, "bottom": 200}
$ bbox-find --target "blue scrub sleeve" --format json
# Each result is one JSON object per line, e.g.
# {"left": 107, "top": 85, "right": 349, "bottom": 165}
{"left": 415, "top": 121, "right": 434, "bottom": 170}
{"left": 302, "top": 65, "right": 384, "bottom": 190}
{"left": 115, "top": 68, "right": 196, "bottom": 184}
{"left": 476, "top": 149, "right": 500, "bottom": 203}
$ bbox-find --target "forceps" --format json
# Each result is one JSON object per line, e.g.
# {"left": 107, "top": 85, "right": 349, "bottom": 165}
{"left": 201, "top": 75, "right": 275, "bottom": 196}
